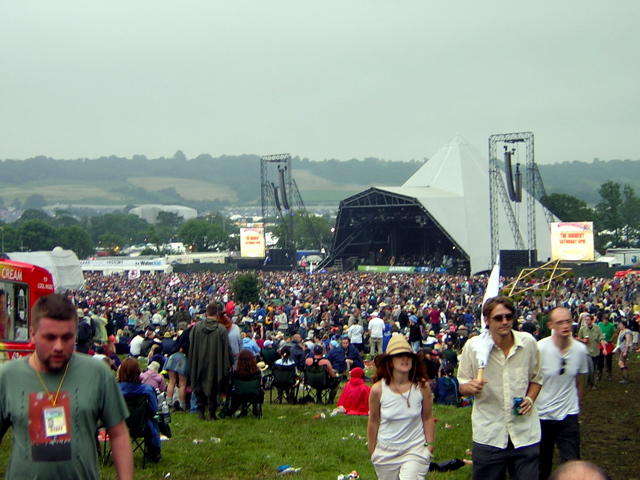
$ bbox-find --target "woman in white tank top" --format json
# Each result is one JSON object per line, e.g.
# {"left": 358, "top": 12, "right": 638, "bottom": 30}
{"left": 367, "top": 334, "right": 435, "bottom": 479}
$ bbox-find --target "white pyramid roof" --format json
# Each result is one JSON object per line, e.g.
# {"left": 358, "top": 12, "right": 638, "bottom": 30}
{"left": 377, "top": 135, "right": 555, "bottom": 273}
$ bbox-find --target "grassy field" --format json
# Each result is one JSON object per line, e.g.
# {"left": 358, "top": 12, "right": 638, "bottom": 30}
{"left": 0, "top": 355, "right": 638, "bottom": 479}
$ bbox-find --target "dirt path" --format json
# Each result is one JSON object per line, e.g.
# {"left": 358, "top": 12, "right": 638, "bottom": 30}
{"left": 581, "top": 353, "right": 640, "bottom": 480}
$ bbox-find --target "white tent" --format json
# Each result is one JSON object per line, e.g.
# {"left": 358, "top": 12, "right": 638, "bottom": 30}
{"left": 7, "top": 248, "right": 85, "bottom": 293}
{"left": 129, "top": 205, "right": 197, "bottom": 224}
{"left": 379, "top": 135, "right": 556, "bottom": 272}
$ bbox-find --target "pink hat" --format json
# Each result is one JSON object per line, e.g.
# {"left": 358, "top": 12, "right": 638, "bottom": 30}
{"left": 350, "top": 367, "right": 364, "bottom": 379}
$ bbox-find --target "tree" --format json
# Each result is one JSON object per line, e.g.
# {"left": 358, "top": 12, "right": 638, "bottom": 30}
{"left": 178, "top": 219, "right": 231, "bottom": 252}
{"left": 98, "top": 233, "right": 126, "bottom": 255}
{"left": 231, "top": 272, "right": 262, "bottom": 305}
{"left": 540, "top": 194, "right": 594, "bottom": 222}
{"left": 620, "top": 184, "right": 640, "bottom": 247}
{"left": 17, "top": 220, "right": 58, "bottom": 251}
{"left": 271, "top": 211, "right": 334, "bottom": 250}
{"left": 52, "top": 210, "right": 80, "bottom": 228}
{"left": 10, "top": 198, "right": 22, "bottom": 210}
{"left": 58, "top": 225, "right": 95, "bottom": 259}
{"left": 157, "top": 211, "right": 184, "bottom": 229}
{"left": 88, "top": 212, "right": 149, "bottom": 244}
{"left": 595, "top": 181, "right": 623, "bottom": 247}
{"left": 17, "top": 209, "right": 51, "bottom": 223}
{"left": 23, "top": 194, "right": 47, "bottom": 210}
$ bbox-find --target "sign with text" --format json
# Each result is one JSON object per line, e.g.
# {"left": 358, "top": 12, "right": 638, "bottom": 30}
{"left": 550, "top": 222, "right": 595, "bottom": 261}
{"left": 240, "top": 228, "right": 266, "bottom": 258}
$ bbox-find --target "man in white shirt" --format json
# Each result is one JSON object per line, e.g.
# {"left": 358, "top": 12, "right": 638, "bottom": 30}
{"left": 537, "top": 307, "right": 588, "bottom": 480}
{"left": 347, "top": 317, "right": 364, "bottom": 352}
{"left": 128, "top": 330, "right": 145, "bottom": 357}
{"left": 458, "top": 296, "right": 542, "bottom": 480}
{"left": 368, "top": 311, "right": 385, "bottom": 357}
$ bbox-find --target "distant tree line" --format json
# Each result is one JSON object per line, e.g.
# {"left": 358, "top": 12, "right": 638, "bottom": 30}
{"left": 0, "top": 208, "right": 335, "bottom": 259}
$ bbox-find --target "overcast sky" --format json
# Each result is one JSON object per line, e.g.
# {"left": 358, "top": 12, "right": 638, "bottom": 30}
{"left": 1, "top": 1, "right": 638, "bottom": 165}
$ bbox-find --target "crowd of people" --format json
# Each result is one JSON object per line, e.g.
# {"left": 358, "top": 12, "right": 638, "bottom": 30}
{"left": 2, "top": 267, "right": 636, "bottom": 478}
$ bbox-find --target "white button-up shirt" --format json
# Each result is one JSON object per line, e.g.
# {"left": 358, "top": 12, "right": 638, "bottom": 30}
{"left": 458, "top": 330, "right": 543, "bottom": 449}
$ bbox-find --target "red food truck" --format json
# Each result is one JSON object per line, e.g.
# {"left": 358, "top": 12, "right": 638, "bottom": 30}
{"left": 0, "top": 258, "right": 55, "bottom": 362}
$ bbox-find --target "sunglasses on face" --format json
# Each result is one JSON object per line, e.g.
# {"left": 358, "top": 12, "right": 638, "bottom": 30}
{"left": 491, "top": 313, "right": 514, "bottom": 322}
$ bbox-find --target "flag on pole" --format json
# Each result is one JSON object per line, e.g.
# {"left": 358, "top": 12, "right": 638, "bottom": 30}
{"left": 475, "top": 256, "right": 501, "bottom": 381}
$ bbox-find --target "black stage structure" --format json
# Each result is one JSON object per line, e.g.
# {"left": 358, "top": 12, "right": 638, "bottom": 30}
{"left": 323, "top": 188, "right": 471, "bottom": 274}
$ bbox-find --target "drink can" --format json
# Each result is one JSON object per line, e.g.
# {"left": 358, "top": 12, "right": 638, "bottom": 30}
{"left": 513, "top": 397, "right": 523, "bottom": 415}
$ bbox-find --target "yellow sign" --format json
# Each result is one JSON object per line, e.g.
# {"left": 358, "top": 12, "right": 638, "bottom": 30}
{"left": 550, "top": 222, "right": 594, "bottom": 261}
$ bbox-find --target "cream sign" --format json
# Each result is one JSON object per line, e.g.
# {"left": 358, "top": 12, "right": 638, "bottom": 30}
{"left": 550, "top": 222, "right": 595, "bottom": 261}
{"left": 240, "top": 228, "right": 266, "bottom": 258}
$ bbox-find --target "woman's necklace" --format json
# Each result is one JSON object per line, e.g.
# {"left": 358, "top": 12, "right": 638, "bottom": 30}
{"left": 393, "top": 381, "right": 412, "bottom": 408}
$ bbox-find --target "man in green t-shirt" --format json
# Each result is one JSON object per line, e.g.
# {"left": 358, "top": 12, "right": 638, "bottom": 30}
{"left": 597, "top": 314, "right": 616, "bottom": 381}
{"left": 577, "top": 314, "right": 605, "bottom": 389}
{"left": 0, "top": 294, "right": 133, "bottom": 479}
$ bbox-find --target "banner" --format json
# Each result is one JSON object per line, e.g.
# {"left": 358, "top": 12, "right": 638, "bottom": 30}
{"left": 550, "top": 222, "right": 595, "bottom": 261}
{"left": 240, "top": 228, "right": 266, "bottom": 258}
{"left": 357, "top": 265, "right": 416, "bottom": 273}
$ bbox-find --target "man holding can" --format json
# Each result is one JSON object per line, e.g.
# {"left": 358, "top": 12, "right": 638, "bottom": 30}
{"left": 458, "top": 296, "right": 543, "bottom": 480}
{"left": 537, "top": 306, "right": 588, "bottom": 480}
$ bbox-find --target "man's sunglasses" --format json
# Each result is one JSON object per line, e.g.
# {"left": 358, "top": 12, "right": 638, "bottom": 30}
{"left": 560, "top": 357, "right": 566, "bottom": 376}
{"left": 491, "top": 313, "right": 514, "bottom": 322}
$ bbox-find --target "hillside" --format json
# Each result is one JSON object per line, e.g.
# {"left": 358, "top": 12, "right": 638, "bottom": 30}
{"left": 0, "top": 154, "right": 638, "bottom": 211}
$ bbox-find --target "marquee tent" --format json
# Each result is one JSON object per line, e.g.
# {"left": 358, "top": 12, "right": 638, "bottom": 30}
{"left": 328, "top": 135, "right": 556, "bottom": 274}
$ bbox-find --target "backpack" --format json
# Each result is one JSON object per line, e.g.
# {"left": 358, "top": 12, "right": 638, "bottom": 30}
{"left": 77, "top": 319, "right": 93, "bottom": 343}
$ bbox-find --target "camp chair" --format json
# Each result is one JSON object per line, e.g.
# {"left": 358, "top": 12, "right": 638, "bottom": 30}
{"left": 261, "top": 346, "right": 279, "bottom": 367}
{"left": 224, "top": 373, "right": 264, "bottom": 418}
{"left": 302, "top": 364, "right": 338, "bottom": 405}
{"left": 103, "top": 394, "right": 151, "bottom": 468}
{"left": 270, "top": 363, "right": 298, "bottom": 404}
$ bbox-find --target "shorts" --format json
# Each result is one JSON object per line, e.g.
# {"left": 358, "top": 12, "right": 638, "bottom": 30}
{"left": 164, "top": 352, "right": 189, "bottom": 376}
{"left": 372, "top": 441, "right": 431, "bottom": 480}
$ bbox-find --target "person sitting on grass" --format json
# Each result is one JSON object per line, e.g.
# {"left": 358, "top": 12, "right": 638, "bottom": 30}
{"left": 434, "top": 364, "right": 460, "bottom": 406}
{"left": 336, "top": 366, "right": 371, "bottom": 415}
{"left": 117, "top": 358, "right": 162, "bottom": 463}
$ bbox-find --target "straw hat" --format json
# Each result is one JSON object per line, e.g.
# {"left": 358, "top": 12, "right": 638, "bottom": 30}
{"left": 385, "top": 334, "right": 414, "bottom": 356}
{"left": 374, "top": 334, "right": 415, "bottom": 367}
{"left": 257, "top": 361, "right": 268, "bottom": 372}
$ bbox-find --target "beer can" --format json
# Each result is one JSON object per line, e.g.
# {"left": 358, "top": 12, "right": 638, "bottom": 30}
{"left": 513, "top": 397, "right": 524, "bottom": 415}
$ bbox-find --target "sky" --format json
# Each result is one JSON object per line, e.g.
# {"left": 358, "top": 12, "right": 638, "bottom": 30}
{"left": 1, "top": 1, "right": 638, "bottom": 165}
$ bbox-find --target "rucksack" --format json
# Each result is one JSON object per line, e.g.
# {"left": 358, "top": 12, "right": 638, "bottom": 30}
{"left": 77, "top": 319, "right": 93, "bottom": 343}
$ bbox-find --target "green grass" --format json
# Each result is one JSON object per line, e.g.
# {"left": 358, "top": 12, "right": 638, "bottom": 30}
{"left": 0, "top": 400, "right": 473, "bottom": 480}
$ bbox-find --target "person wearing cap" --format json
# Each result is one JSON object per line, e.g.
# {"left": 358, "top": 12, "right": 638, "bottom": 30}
{"left": 368, "top": 334, "right": 435, "bottom": 479}
{"left": 458, "top": 296, "right": 542, "bottom": 480}
{"left": 368, "top": 311, "right": 385, "bottom": 357}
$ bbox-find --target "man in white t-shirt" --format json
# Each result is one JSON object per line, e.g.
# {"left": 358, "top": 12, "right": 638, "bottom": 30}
{"left": 537, "top": 307, "right": 588, "bottom": 480}
{"left": 368, "top": 311, "right": 385, "bottom": 357}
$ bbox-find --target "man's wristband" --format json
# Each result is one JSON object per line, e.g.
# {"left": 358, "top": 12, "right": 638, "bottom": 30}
{"left": 524, "top": 396, "right": 534, "bottom": 405}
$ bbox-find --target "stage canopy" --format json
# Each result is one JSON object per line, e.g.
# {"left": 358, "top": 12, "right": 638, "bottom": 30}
{"left": 329, "top": 135, "right": 556, "bottom": 274}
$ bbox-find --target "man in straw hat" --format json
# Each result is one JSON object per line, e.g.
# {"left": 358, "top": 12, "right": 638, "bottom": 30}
{"left": 457, "top": 296, "right": 542, "bottom": 480}
{"left": 368, "top": 334, "right": 435, "bottom": 479}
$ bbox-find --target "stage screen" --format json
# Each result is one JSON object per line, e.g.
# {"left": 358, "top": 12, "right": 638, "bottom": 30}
{"left": 240, "top": 228, "right": 266, "bottom": 258}
{"left": 550, "top": 222, "right": 595, "bottom": 261}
